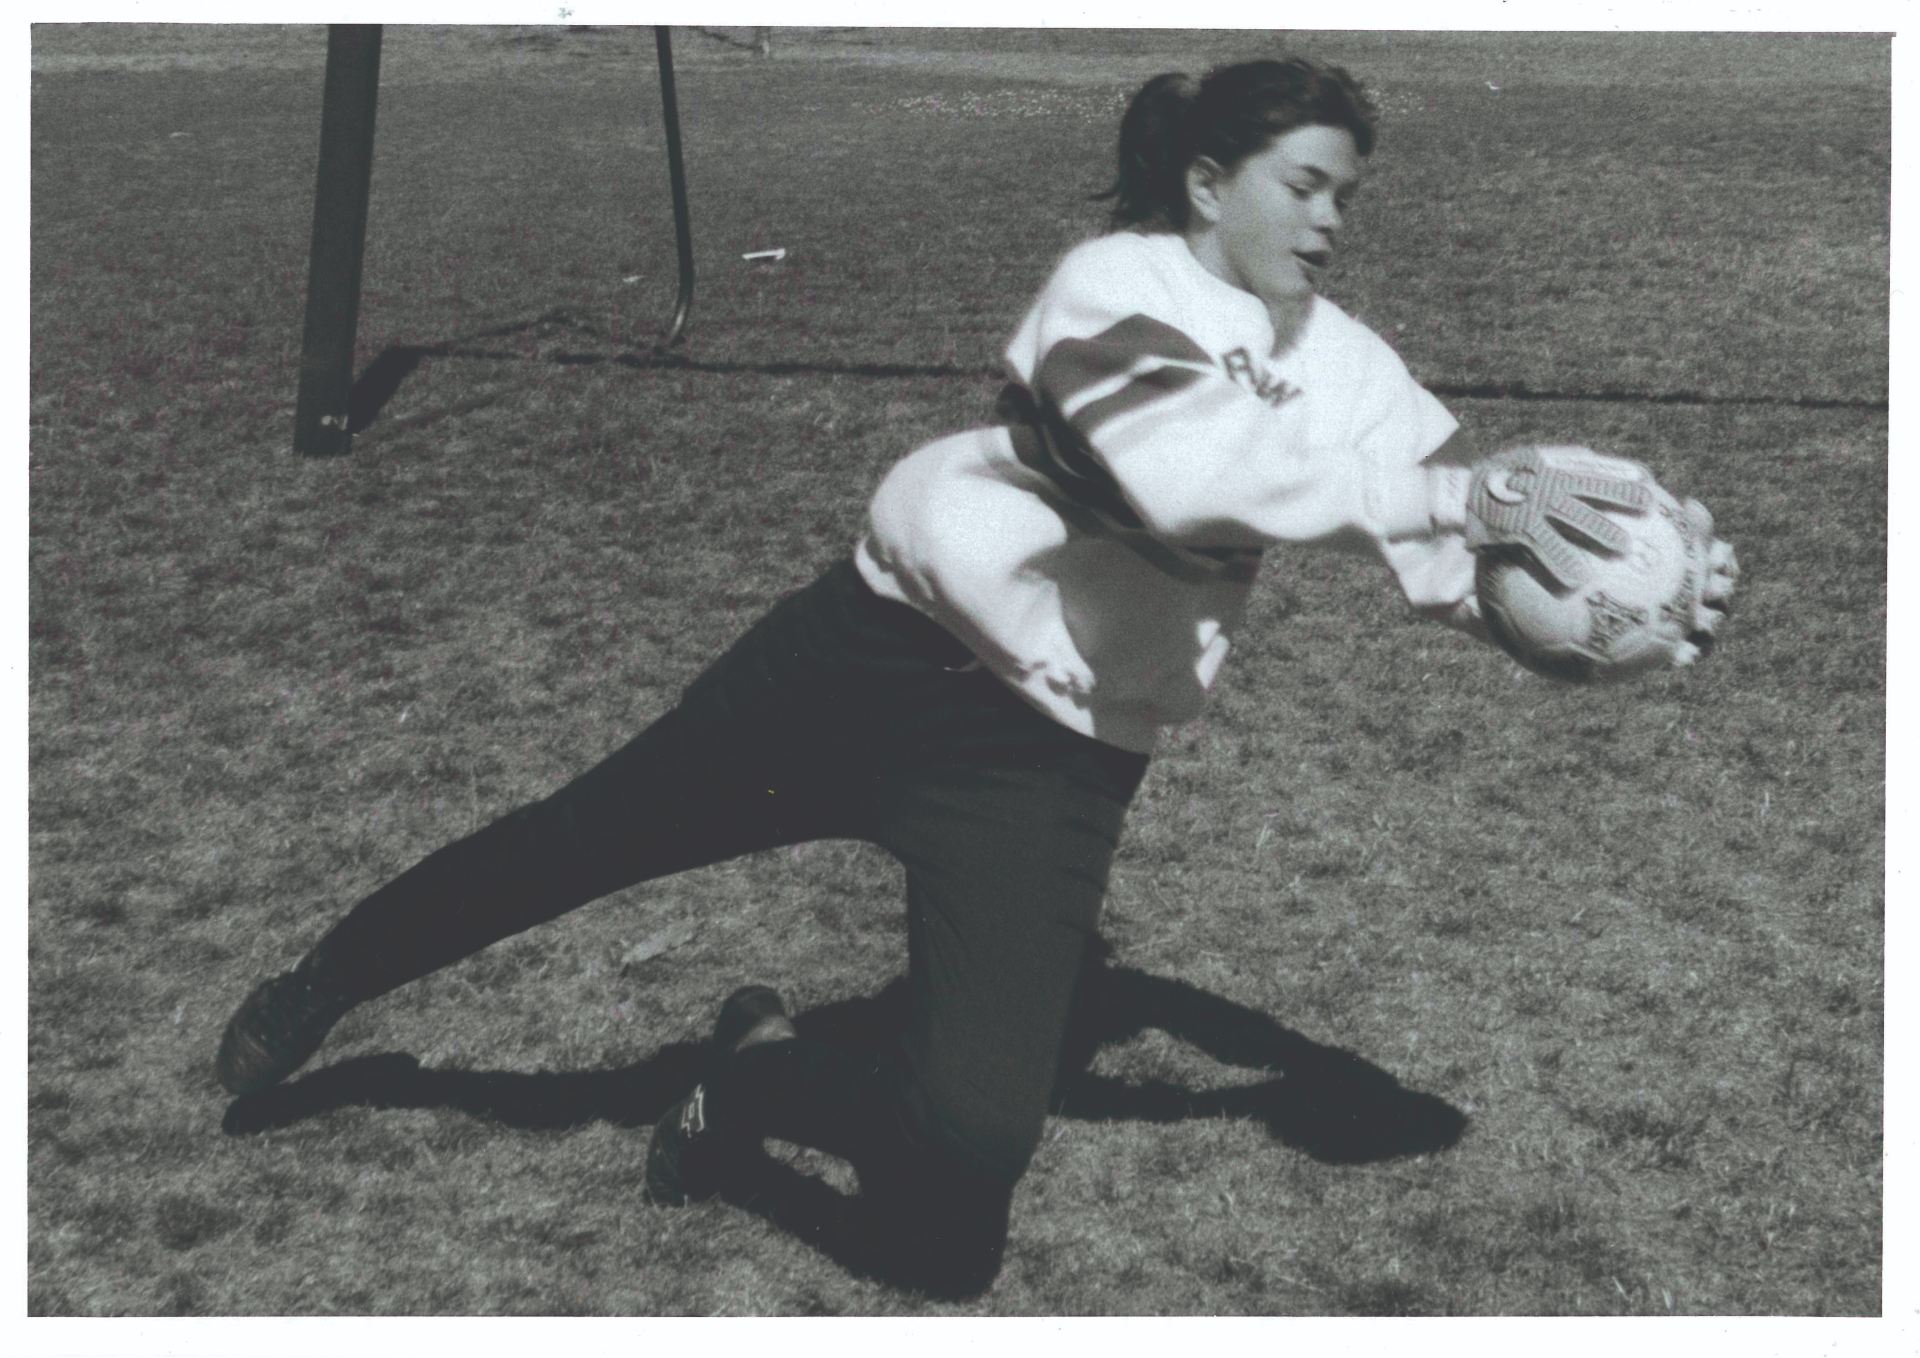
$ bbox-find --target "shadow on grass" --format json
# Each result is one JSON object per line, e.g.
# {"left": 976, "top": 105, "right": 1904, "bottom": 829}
{"left": 222, "top": 959, "right": 1463, "bottom": 1160}
{"left": 219, "top": 1040, "right": 711, "bottom": 1137}
{"left": 1060, "top": 961, "right": 1469, "bottom": 1163}
{"left": 779, "top": 961, "right": 1469, "bottom": 1165}
{"left": 222, "top": 958, "right": 1464, "bottom": 1284}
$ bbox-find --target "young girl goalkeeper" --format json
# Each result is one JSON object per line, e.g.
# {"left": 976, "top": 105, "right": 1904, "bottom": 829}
{"left": 216, "top": 55, "right": 1735, "bottom": 1297}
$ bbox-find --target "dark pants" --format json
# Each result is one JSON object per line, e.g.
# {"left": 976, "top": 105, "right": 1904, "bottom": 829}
{"left": 308, "top": 560, "right": 1149, "bottom": 1292}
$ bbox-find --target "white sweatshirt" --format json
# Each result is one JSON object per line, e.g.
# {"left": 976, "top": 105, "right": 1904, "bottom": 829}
{"left": 855, "top": 229, "right": 1477, "bottom": 754}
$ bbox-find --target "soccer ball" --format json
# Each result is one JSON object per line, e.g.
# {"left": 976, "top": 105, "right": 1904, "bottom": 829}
{"left": 1475, "top": 462, "right": 1717, "bottom": 683}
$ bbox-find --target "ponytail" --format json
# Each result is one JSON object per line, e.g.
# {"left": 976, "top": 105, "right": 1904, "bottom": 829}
{"left": 1094, "top": 72, "right": 1200, "bottom": 232}
{"left": 1095, "top": 58, "right": 1378, "bottom": 233}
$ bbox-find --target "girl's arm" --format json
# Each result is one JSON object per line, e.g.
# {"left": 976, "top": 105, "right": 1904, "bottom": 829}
{"left": 1375, "top": 430, "right": 1487, "bottom": 637}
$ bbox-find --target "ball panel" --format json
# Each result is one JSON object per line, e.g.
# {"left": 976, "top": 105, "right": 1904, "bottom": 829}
{"left": 1478, "top": 560, "right": 1597, "bottom": 682}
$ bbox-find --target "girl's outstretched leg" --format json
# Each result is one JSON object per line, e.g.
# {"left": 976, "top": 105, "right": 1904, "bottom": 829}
{"left": 214, "top": 566, "right": 882, "bottom": 1096}
{"left": 214, "top": 704, "right": 827, "bottom": 1095}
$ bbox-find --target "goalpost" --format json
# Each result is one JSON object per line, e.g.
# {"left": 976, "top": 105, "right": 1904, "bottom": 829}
{"left": 291, "top": 25, "right": 697, "bottom": 457}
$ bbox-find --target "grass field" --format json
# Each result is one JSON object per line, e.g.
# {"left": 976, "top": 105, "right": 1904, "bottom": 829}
{"left": 28, "top": 25, "right": 1890, "bottom": 1319}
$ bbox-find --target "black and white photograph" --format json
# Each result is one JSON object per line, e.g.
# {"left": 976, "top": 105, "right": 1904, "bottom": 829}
{"left": 23, "top": 2, "right": 1902, "bottom": 1336}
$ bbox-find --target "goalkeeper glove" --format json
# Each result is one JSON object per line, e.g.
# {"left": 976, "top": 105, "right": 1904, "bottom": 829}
{"left": 1465, "top": 445, "right": 1655, "bottom": 590}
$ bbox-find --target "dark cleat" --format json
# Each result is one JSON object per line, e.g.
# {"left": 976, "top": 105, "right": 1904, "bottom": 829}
{"left": 214, "top": 964, "right": 357, "bottom": 1096}
{"left": 712, "top": 984, "right": 796, "bottom": 1056}
{"left": 645, "top": 1083, "right": 744, "bottom": 1206}
{"left": 645, "top": 985, "right": 794, "bottom": 1206}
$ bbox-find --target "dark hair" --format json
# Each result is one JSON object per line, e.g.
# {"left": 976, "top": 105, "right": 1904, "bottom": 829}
{"left": 1097, "top": 58, "right": 1378, "bottom": 232}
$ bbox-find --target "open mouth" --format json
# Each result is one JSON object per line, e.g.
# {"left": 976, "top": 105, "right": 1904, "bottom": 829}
{"left": 1293, "top": 249, "right": 1332, "bottom": 271}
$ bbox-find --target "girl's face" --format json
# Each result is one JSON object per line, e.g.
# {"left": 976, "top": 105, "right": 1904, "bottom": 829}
{"left": 1184, "top": 123, "right": 1363, "bottom": 307}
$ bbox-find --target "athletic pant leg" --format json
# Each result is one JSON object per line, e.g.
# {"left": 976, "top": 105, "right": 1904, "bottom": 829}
{"left": 687, "top": 565, "right": 1147, "bottom": 1187}
{"left": 866, "top": 683, "right": 1146, "bottom": 1291}
{"left": 880, "top": 744, "right": 1145, "bottom": 1181}
{"left": 306, "top": 566, "right": 882, "bottom": 1000}
{"left": 702, "top": 660, "right": 1147, "bottom": 1295}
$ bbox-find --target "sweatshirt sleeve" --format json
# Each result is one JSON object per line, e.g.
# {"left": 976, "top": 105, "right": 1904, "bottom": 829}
{"left": 1341, "top": 325, "right": 1483, "bottom": 627}
{"left": 1002, "top": 237, "right": 1463, "bottom": 553}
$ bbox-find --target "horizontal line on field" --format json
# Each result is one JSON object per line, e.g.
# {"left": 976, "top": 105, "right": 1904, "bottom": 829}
{"left": 1427, "top": 381, "right": 1888, "bottom": 413}
{"left": 618, "top": 355, "right": 1891, "bottom": 410}
{"left": 573, "top": 352, "right": 990, "bottom": 381}
{"left": 345, "top": 320, "right": 1887, "bottom": 438}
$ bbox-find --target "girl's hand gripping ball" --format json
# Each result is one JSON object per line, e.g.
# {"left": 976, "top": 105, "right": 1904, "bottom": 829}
{"left": 1465, "top": 446, "right": 1740, "bottom": 682}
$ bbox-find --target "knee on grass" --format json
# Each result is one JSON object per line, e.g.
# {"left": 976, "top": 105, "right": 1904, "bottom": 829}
{"left": 853, "top": 1090, "right": 1036, "bottom": 1298}
{"left": 859, "top": 1149, "right": 1019, "bottom": 1299}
